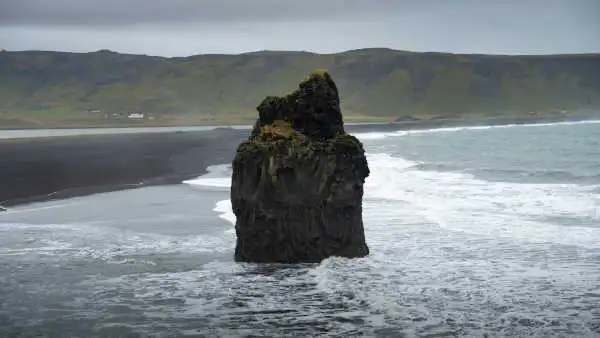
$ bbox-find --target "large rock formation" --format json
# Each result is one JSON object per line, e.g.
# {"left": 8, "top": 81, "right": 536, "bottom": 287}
{"left": 231, "top": 70, "right": 370, "bottom": 263}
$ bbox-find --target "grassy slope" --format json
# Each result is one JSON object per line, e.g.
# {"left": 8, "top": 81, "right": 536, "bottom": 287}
{"left": 0, "top": 48, "right": 599, "bottom": 127}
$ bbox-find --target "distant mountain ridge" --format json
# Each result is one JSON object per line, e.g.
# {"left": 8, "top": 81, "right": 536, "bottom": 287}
{"left": 0, "top": 48, "right": 598, "bottom": 123}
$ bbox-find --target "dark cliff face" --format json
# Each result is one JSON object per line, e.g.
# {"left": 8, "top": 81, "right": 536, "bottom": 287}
{"left": 231, "top": 70, "right": 370, "bottom": 263}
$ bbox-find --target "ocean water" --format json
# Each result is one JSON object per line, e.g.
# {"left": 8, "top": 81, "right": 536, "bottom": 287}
{"left": 1, "top": 121, "right": 599, "bottom": 337}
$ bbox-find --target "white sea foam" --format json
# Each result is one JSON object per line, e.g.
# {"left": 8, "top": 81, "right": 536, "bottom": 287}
{"left": 183, "top": 177, "right": 231, "bottom": 188}
{"left": 214, "top": 199, "right": 235, "bottom": 226}
{"left": 0, "top": 201, "right": 82, "bottom": 215}
{"left": 0, "top": 219, "right": 236, "bottom": 261}
{"left": 184, "top": 149, "right": 599, "bottom": 249}
{"left": 353, "top": 119, "right": 600, "bottom": 140}
{"left": 365, "top": 152, "right": 600, "bottom": 248}
{"left": 183, "top": 164, "right": 232, "bottom": 189}
{"left": 184, "top": 164, "right": 236, "bottom": 229}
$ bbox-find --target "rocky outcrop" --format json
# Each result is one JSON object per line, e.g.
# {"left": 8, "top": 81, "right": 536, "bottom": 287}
{"left": 231, "top": 70, "right": 370, "bottom": 263}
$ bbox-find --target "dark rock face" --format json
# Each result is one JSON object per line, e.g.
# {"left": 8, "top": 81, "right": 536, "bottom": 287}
{"left": 231, "top": 70, "right": 370, "bottom": 263}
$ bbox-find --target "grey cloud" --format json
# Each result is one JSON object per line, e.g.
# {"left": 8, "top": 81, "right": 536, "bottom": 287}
{"left": 6, "top": 0, "right": 594, "bottom": 26}
{"left": 0, "top": 0, "right": 405, "bottom": 26}
{"left": 0, "top": 0, "right": 598, "bottom": 55}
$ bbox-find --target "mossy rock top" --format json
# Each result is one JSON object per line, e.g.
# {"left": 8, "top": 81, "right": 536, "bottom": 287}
{"left": 252, "top": 70, "right": 344, "bottom": 140}
{"left": 302, "top": 69, "right": 332, "bottom": 82}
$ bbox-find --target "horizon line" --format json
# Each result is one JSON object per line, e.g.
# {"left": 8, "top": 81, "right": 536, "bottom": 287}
{"left": 2, "top": 47, "right": 599, "bottom": 58}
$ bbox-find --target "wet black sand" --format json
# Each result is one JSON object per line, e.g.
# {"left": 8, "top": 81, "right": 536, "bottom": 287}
{"left": 0, "top": 128, "right": 249, "bottom": 206}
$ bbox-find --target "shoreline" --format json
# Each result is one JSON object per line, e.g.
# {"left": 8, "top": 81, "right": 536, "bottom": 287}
{"left": 1, "top": 115, "right": 598, "bottom": 208}
{"left": 346, "top": 113, "right": 600, "bottom": 133}
{"left": 2, "top": 112, "right": 597, "bottom": 136}
{"left": 2, "top": 111, "right": 598, "bottom": 129}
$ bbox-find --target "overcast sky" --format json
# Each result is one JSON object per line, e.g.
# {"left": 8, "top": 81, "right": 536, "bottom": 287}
{"left": 0, "top": 0, "right": 598, "bottom": 56}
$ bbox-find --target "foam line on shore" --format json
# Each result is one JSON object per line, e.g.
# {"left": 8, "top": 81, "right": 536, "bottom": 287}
{"left": 353, "top": 119, "right": 600, "bottom": 140}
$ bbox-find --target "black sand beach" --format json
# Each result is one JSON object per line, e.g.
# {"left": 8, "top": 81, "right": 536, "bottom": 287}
{"left": 0, "top": 128, "right": 249, "bottom": 206}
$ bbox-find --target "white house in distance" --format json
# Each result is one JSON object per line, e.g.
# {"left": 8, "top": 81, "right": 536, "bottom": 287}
{"left": 127, "top": 113, "right": 145, "bottom": 119}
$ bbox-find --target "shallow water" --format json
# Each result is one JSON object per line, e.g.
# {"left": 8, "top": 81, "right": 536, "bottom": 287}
{"left": 0, "top": 125, "right": 251, "bottom": 140}
{"left": 1, "top": 121, "right": 599, "bottom": 337}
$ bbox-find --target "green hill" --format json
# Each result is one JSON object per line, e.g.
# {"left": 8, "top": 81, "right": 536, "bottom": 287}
{"left": 0, "top": 48, "right": 599, "bottom": 127}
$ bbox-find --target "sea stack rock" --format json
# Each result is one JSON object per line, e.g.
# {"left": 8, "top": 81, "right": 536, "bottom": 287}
{"left": 231, "top": 70, "right": 370, "bottom": 263}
